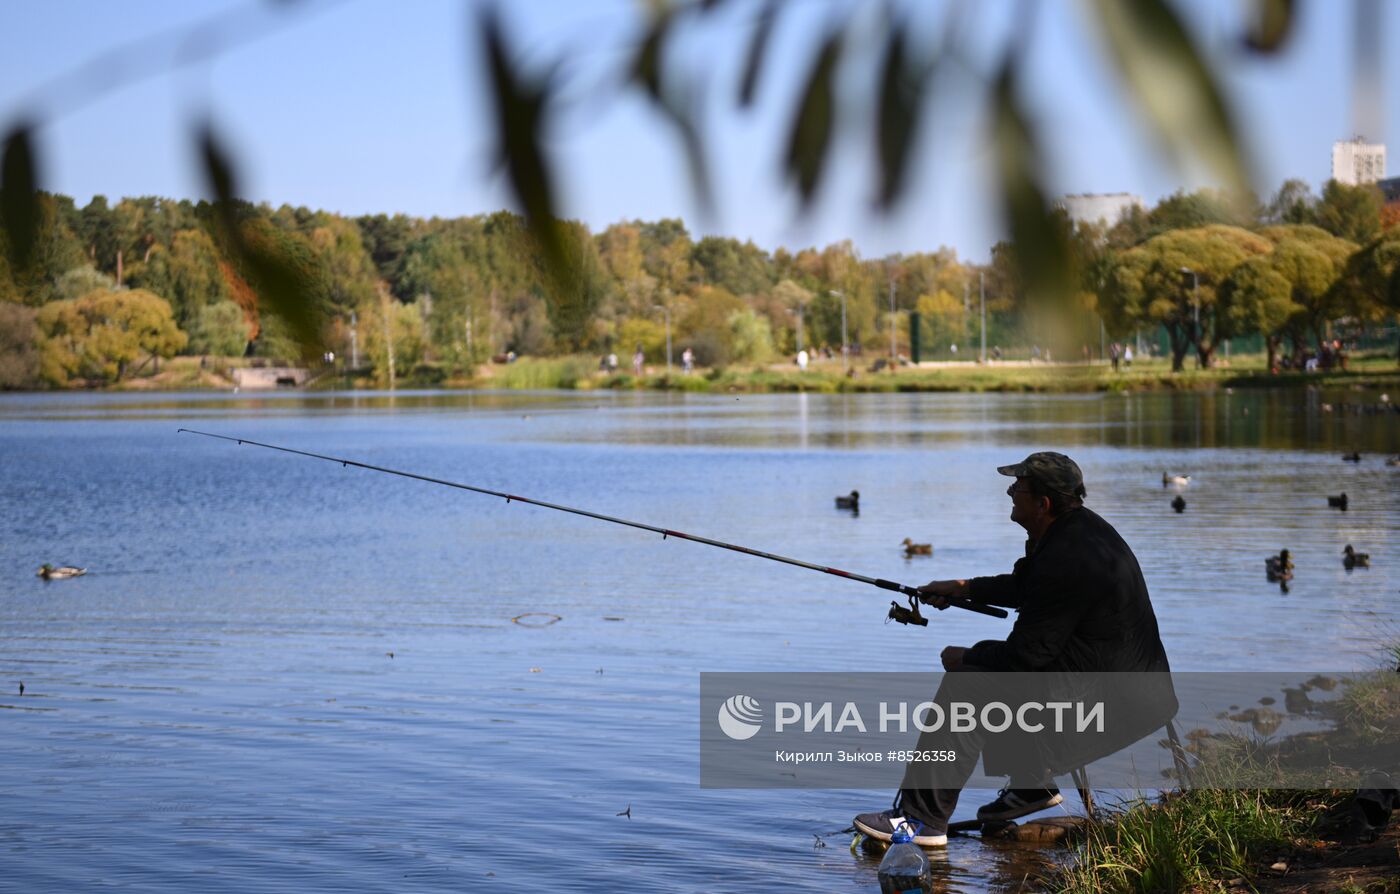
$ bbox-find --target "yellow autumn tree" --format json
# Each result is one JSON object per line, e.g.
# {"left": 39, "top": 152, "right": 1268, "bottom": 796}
{"left": 36, "top": 288, "right": 187, "bottom": 386}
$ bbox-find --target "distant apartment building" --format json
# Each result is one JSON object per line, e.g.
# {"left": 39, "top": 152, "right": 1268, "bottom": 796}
{"left": 1331, "top": 138, "right": 1386, "bottom": 185}
{"left": 1058, "top": 192, "right": 1144, "bottom": 227}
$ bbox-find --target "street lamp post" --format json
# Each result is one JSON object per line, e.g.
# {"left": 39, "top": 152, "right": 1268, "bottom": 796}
{"left": 979, "top": 271, "right": 987, "bottom": 364}
{"left": 1179, "top": 266, "right": 1200, "bottom": 367}
{"left": 653, "top": 304, "right": 672, "bottom": 375}
{"left": 791, "top": 304, "right": 805, "bottom": 354}
{"left": 830, "top": 290, "right": 847, "bottom": 373}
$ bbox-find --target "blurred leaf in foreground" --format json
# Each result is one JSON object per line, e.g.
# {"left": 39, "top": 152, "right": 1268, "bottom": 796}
{"left": 992, "top": 60, "right": 1073, "bottom": 306}
{"left": 1, "top": 125, "right": 40, "bottom": 270}
{"left": 1242, "top": 0, "right": 1294, "bottom": 53}
{"left": 477, "top": 5, "right": 568, "bottom": 294}
{"left": 1088, "top": 0, "right": 1249, "bottom": 194}
{"left": 783, "top": 27, "right": 842, "bottom": 208}
{"left": 197, "top": 123, "right": 324, "bottom": 360}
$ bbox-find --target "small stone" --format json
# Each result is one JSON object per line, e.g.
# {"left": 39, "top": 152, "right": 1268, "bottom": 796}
{"left": 1269, "top": 861, "right": 1288, "bottom": 872}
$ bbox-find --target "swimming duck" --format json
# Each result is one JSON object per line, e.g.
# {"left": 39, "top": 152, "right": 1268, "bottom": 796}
{"left": 1163, "top": 473, "right": 1191, "bottom": 488}
{"left": 1386, "top": 457, "right": 1400, "bottom": 467}
{"left": 1343, "top": 545, "right": 1369, "bottom": 569}
{"left": 834, "top": 490, "right": 859, "bottom": 511}
{"left": 1170, "top": 495, "right": 1186, "bottom": 513}
{"left": 1342, "top": 451, "right": 1361, "bottom": 462}
{"left": 1326, "top": 493, "right": 1348, "bottom": 510}
{"left": 1265, "top": 550, "right": 1294, "bottom": 583}
{"left": 37, "top": 563, "right": 86, "bottom": 580}
{"left": 901, "top": 538, "right": 932, "bottom": 557}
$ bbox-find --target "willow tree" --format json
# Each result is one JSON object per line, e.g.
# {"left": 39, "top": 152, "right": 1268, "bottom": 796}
{"left": 35, "top": 288, "right": 187, "bottom": 385}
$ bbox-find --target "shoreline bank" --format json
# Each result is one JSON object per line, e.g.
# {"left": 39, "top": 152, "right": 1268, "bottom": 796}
{"left": 30, "top": 352, "right": 1400, "bottom": 396}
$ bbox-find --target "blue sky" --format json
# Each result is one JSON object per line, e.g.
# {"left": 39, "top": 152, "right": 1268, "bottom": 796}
{"left": 2, "top": 0, "right": 1394, "bottom": 264}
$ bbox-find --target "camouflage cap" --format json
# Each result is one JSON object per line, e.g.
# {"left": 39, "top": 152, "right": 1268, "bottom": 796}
{"left": 997, "top": 451, "right": 1085, "bottom": 497}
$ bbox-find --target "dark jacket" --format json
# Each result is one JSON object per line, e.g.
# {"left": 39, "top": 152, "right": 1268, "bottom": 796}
{"left": 962, "top": 506, "right": 1175, "bottom": 775}
{"left": 964, "top": 506, "right": 1170, "bottom": 674}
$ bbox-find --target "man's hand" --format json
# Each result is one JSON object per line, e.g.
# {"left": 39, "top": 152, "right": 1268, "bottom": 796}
{"left": 940, "top": 645, "right": 968, "bottom": 672}
{"left": 917, "top": 579, "right": 970, "bottom": 610}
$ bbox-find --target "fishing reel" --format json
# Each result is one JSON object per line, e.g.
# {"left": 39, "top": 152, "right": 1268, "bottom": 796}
{"left": 887, "top": 595, "right": 928, "bottom": 626}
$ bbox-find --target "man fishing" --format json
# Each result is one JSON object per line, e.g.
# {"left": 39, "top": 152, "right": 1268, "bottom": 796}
{"left": 853, "top": 451, "right": 1173, "bottom": 847}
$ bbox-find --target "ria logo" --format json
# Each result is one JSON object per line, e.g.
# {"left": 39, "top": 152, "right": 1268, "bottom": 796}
{"left": 718, "top": 694, "right": 763, "bottom": 740}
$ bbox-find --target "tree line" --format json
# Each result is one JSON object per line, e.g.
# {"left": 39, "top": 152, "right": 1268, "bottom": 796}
{"left": 0, "top": 177, "right": 1396, "bottom": 388}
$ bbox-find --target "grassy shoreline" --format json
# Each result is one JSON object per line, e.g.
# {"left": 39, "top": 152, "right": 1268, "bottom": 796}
{"left": 86, "top": 351, "right": 1400, "bottom": 394}
{"left": 1051, "top": 648, "right": 1400, "bottom": 894}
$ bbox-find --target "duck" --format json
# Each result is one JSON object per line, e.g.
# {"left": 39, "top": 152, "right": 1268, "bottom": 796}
{"left": 901, "top": 538, "right": 932, "bottom": 557}
{"left": 834, "top": 490, "right": 860, "bottom": 511}
{"left": 1386, "top": 457, "right": 1400, "bottom": 467}
{"left": 1170, "top": 495, "right": 1186, "bottom": 513}
{"left": 1265, "top": 550, "right": 1294, "bottom": 583}
{"left": 1342, "top": 451, "right": 1361, "bottom": 462}
{"left": 1326, "top": 493, "right": 1348, "bottom": 510}
{"left": 37, "top": 563, "right": 86, "bottom": 580}
{"left": 1343, "top": 545, "right": 1369, "bottom": 569}
{"left": 1163, "top": 473, "right": 1191, "bottom": 488}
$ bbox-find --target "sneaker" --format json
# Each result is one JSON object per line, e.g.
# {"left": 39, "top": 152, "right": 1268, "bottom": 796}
{"left": 975, "top": 787, "right": 1063, "bottom": 822}
{"left": 853, "top": 795, "right": 948, "bottom": 847}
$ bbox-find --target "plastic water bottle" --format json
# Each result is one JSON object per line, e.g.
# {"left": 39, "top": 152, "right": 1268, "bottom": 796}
{"left": 877, "top": 825, "right": 932, "bottom": 894}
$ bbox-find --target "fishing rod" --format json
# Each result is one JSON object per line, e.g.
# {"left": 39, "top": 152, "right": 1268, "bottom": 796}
{"left": 176, "top": 428, "right": 1008, "bottom": 623}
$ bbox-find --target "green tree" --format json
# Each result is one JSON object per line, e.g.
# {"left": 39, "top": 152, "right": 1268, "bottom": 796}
{"left": 311, "top": 218, "right": 379, "bottom": 314}
{"left": 915, "top": 288, "right": 966, "bottom": 353}
{"left": 356, "top": 213, "right": 418, "bottom": 279}
{"left": 1219, "top": 256, "right": 1295, "bottom": 371}
{"left": 3, "top": 193, "right": 86, "bottom": 306}
{"left": 35, "top": 288, "right": 187, "bottom": 385}
{"left": 1332, "top": 228, "right": 1400, "bottom": 361}
{"left": 679, "top": 285, "right": 743, "bottom": 367}
{"left": 1145, "top": 189, "right": 1254, "bottom": 239}
{"left": 187, "top": 299, "right": 251, "bottom": 356}
{"left": 55, "top": 265, "right": 116, "bottom": 301}
{"left": 536, "top": 220, "right": 607, "bottom": 352}
{"left": 148, "top": 228, "right": 232, "bottom": 330}
{"left": 1314, "top": 180, "right": 1383, "bottom": 245}
{"left": 1261, "top": 179, "right": 1317, "bottom": 226}
{"left": 692, "top": 236, "right": 774, "bottom": 296}
{"left": 1258, "top": 226, "right": 1355, "bottom": 352}
{"left": 727, "top": 307, "right": 774, "bottom": 364}
{"left": 1104, "top": 225, "right": 1271, "bottom": 371}
{"left": 767, "top": 278, "right": 814, "bottom": 353}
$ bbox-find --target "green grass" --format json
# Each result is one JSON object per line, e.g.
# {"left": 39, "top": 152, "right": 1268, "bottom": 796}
{"left": 469, "top": 350, "right": 1400, "bottom": 395}
{"left": 1054, "top": 643, "right": 1400, "bottom": 894}
{"left": 1055, "top": 788, "right": 1335, "bottom": 894}
{"left": 487, "top": 356, "right": 599, "bottom": 390}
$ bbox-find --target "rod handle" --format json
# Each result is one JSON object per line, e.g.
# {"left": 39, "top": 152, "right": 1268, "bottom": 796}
{"left": 875, "top": 579, "right": 1009, "bottom": 620}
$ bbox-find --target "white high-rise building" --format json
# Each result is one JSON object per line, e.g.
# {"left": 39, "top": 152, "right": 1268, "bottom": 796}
{"left": 1331, "top": 138, "right": 1386, "bottom": 185}
{"left": 1058, "top": 193, "right": 1144, "bottom": 227}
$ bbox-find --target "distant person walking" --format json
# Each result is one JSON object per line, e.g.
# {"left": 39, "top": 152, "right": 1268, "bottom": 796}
{"left": 1110, "top": 342, "right": 1120, "bottom": 372}
{"left": 632, "top": 345, "right": 645, "bottom": 376}
{"left": 797, "top": 348, "right": 809, "bottom": 371}
{"left": 682, "top": 347, "right": 694, "bottom": 374}
{"left": 1123, "top": 345, "right": 1133, "bottom": 368}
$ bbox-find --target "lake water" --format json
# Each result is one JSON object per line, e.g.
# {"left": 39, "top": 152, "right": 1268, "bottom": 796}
{"left": 2, "top": 387, "right": 1397, "bottom": 892}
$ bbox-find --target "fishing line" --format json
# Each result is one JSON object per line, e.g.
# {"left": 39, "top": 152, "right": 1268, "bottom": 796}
{"left": 176, "top": 428, "right": 1007, "bottom": 622}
